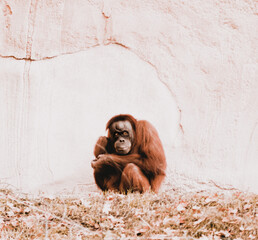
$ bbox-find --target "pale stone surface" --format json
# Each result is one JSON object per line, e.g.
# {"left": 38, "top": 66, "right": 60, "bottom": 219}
{"left": 0, "top": 0, "right": 257, "bottom": 193}
{"left": 0, "top": 46, "right": 178, "bottom": 193}
{"left": 0, "top": 0, "right": 30, "bottom": 58}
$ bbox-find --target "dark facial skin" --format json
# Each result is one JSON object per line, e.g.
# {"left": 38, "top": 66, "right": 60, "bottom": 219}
{"left": 110, "top": 120, "right": 134, "bottom": 155}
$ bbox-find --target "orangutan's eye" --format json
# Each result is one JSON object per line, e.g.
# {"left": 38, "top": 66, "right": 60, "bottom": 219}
{"left": 123, "top": 131, "right": 129, "bottom": 136}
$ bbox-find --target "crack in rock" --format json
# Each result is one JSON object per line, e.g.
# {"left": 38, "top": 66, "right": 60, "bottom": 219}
{"left": 0, "top": 54, "right": 58, "bottom": 61}
{"left": 1, "top": 40, "right": 184, "bottom": 134}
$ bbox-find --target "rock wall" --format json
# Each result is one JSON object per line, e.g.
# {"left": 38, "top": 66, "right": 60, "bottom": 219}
{"left": 0, "top": 0, "right": 257, "bottom": 193}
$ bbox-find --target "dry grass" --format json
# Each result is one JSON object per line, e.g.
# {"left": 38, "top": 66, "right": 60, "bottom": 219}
{"left": 0, "top": 188, "right": 257, "bottom": 239}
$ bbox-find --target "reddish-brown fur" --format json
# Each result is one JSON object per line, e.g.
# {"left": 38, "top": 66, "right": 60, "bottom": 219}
{"left": 91, "top": 114, "right": 166, "bottom": 193}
